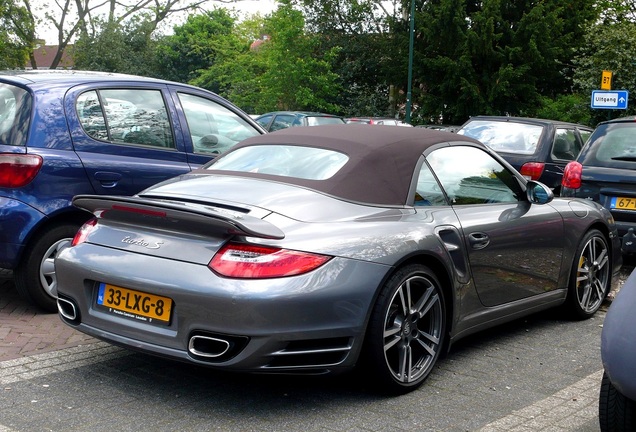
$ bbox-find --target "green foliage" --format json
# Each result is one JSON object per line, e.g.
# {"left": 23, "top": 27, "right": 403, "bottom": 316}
{"left": 414, "top": 0, "right": 596, "bottom": 124}
{"left": 155, "top": 9, "right": 241, "bottom": 85}
{"left": 192, "top": 3, "right": 341, "bottom": 114}
{"left": 572, "top": 20, "right": 636, "bottom": 123}
{"left": 0, "top": 0, "right": 32, "bottom": 69}
{"left": 535, "top": 94, "right": 594, "bottom": 126}
{"left": 73, "top": 17, "right": 160, "bottom": 76}
{"left": 34, "top": 0, "right": 636, "bottom": 125}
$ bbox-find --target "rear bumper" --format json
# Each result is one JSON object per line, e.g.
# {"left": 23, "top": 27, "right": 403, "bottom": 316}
{"left": 0, "top": 197, "right": 46, "bottom": 269}
{"left": 55, "top": 243, "right": 390, "bottom": 373}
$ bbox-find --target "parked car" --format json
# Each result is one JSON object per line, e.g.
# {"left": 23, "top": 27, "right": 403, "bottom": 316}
{"left": 457, "top": 116, "right": 593, "bottom": 193}
{"left": 255, "top": 111, "right": 345, "bottom": 131}
{"left": 416, "top": 124, "right": 460, "bottom": 133}
{"left": 0, "top": 70, "right": 264, "bottom": 311}
{"left": 561, "top": 117, "right": 636, "bottom": 253}
{"left": 55, "top": 125, "right": 621, "bottom": 394}
{"left": 346, "top": 117, "right": 412, "bottom": 127}
{"left": 600, "top": 268, "right": 636, "bottom": 431}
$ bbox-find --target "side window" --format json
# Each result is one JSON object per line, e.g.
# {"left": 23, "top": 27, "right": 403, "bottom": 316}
{"left": 551, "top": 128, "right": 578, "bottom": 160}
{"left": 178, "top": 93, "right": 261, "bottom": 155}
{"left": 579, "top": 129, "right": 592, "bottom": 147}
{"left": 77, "top": 91, "right": 107, "bottom": 140}
{"left": 255, "top": 114, "right": 272, "bottom": 129}
{"left": 270, "top": 114, "right": 295, "bottom": 131}
{"left": 0, "top": 84, "right": 31, "bottom": 147}
{"left": 414, "top": 161, "right": 448, "bottom": 206}
{"left": 426, "top": 146, "right": 524, "bottom": 205}
{"left": 77, "top": 89, "right": 174, "bottom": 148}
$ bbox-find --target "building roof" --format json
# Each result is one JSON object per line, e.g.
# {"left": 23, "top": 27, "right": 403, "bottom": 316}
{"left": 28, "top": 45, "right": 74, "bottom": 69}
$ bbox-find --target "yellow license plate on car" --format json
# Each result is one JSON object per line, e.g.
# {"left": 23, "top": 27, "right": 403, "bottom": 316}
{"left": 96, "top": 282, "right": 172, "bottom": 324}
{"left": 611, "top": 197, "right": 636, "bottom": 210}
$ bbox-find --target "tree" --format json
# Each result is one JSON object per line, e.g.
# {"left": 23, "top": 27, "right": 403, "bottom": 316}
{"left": 23, "top": 0, "right": 241, "bottom": 69}
{"left": 72, "top": 16, "right": 161, "bottom": 76}
{"left": 155, "top": 8, "right": 240, "bottom": 84}
{"left": 195, "top": 2, "right": 342, "bottom": 114}
{"left": 294, "top": 0, "right": 409, "bottom": 117}
{"left": 572, "top": 20, "right": 636, "bottom": 124}
{"left": 413, "top": 0, "right": 597, "bottom": 124}
{"left": 0, "top": 0, "right": 33, "bottom": 69}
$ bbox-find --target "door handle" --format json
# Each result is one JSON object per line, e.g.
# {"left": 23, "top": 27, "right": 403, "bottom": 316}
{"left": 94, "top": 171, "right": 122, "bottom": 188}
{"left": 468, "top": 232, "right": 490, "bottom": 250}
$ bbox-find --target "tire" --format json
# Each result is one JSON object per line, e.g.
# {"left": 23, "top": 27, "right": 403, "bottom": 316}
{"left": 566, "top": 229, "right": 611, "bottom": 319}
{"left": 14, "top": 223, "right": 80, "bottom": 312}
{"left": 363, "top": 264, "right": 446, "bottom": 394}
{"left": 599, "top": 371, "right": 636, "bottom": 432}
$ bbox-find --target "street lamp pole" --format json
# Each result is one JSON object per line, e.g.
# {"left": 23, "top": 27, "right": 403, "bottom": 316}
{"left": 405, "top": 0, "right": 415, "bottom": 124}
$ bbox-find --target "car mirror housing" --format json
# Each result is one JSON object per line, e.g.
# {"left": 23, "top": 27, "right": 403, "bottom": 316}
{"left": 526, "top": 180, "right": 554, "bottom": 204}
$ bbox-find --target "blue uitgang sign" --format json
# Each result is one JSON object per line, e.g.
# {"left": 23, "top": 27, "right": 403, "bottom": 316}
{"left": 591, "top": 90, "right": 629, "bottom": 110}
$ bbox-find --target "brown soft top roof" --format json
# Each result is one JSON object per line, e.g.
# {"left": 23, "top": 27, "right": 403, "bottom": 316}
{"left": 203, "top": 124, "right": 483, "bottom": 206}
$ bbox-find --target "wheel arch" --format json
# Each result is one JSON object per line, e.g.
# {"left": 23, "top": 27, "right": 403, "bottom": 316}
{"left": 387, "top": 252, "right": 456, "bottom": 352}
{"left": 20, "top": 207, "right": 92, "bottom": 257}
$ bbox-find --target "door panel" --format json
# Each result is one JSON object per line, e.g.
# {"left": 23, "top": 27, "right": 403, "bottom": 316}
{"left": 425, "top": 144, "right": 565, "bottom": 307}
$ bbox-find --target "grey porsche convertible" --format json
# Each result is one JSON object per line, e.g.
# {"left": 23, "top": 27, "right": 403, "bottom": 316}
{"left": 55, "top": 124, "right": 622, "bottom": 394}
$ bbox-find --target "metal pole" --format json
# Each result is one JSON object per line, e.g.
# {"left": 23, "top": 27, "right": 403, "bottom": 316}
{"left": 405, "top": 0, "right": 415, "bottom": 124}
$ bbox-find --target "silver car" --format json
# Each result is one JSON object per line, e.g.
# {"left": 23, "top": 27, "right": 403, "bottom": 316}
{"left": 55, "top": 125, "right": 622, "bottom": 394}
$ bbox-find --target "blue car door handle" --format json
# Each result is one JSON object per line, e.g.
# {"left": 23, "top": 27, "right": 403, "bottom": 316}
{"left": 468, "top": 232, "right": 490, "bottom": 250}
{"left": 94, "top": 171, "right": 122, "bottom": 188}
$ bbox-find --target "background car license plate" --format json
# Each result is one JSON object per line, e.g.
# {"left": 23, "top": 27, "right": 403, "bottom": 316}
{"left": 610, "top": 197, "right": 636, "bottom": 210}
{"left": 97, "top": 282, "right": 172, "bottom": 324}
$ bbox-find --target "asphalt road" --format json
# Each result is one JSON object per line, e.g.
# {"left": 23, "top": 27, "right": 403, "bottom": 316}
{"left": 1, "top": 261, "right": 634, "bottom": 432}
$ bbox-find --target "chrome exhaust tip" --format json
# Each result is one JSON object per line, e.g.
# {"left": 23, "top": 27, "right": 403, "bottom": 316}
{"left": 57, "top": 297, "right": 78, "bottom": 321}
{"left": 188, "top": 335, "right": 231, "bottom": 358}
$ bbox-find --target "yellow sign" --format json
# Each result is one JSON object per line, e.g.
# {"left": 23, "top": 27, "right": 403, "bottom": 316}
{"left": 601, "top": 70, "right": 613, "bottom": 90}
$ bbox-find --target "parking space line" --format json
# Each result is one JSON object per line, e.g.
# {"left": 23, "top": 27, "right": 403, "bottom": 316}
{"left": 477, "top": 369, "right": 603, "bottom": 431}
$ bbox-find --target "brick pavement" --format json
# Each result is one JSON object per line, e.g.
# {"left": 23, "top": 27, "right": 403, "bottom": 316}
{"left": 0, "top": 274, "right": 96, "bottom": 362}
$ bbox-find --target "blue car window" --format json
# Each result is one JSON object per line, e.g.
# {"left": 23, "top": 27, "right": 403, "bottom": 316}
{"left": 179, "top": 93, "right": 261, "bottom": 155}
{"left": 77, "top": 91, "right": 108, "bottom": 140}
{"left": 77, "top": 89, "right": 174, "bottom": 148}
{"left": 0, "top": 84, "right": 31, "bottom": 147}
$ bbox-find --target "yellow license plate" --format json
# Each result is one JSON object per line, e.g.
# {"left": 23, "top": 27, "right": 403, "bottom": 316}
{"left": 611, "top": 197, "right": 636, "bottom": 210}
{"left": 96, "top": 282, "right": 172, "bottom": 324}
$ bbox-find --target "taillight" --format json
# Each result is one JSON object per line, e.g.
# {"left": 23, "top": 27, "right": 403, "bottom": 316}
{"left": 71, "top": 218, "right": 98, "bottom": 246}
{"left": 519, "top": 162, "right": 545, "bottom": 181}
{"left": 209, "top": 242, "right": 332, "bottom": 279}
{"left": 0, "top": 154, "right": 43, "bottom": 187}
{"left": 562, "top": 161, "right": 582, "bottom": 189}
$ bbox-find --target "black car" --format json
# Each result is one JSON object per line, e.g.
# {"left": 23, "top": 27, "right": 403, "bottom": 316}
{"left": 255, "top": 111, "right": 345, "bottom": 132}
{"left": 561, "top": 116, "right": 636, "bottom": 253}
{"left": 457, "top": 116, "right": 593, "bottom": 193}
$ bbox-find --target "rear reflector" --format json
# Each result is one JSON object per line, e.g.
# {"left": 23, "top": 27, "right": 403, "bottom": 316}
{"left": 209, "top": 242, "right": 331, "bottom": 279}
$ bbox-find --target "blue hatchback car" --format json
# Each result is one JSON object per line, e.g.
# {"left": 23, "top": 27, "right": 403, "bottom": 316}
{"left": 0, "top": 70, "right": 264, "bottom": 311}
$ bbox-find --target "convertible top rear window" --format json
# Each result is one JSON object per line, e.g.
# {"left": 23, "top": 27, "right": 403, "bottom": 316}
{"left": 209, "top": 145, "right": 348, "bottom": 180}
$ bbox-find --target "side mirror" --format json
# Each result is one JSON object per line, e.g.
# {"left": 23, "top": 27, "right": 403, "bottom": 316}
{"left": 526, "top": 180, "right": 554, "bottom": 204}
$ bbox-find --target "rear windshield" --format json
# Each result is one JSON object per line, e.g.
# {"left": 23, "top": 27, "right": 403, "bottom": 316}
{"left": 458, "top": 120, "right": 544, "bottom": 155}
{"left": 581, "top": 123, "right": 636, "bottom": 167}
{"left": 0, "top": 84, "right": 31, "bottom": 147}
{"left": 209, "top": 145, "right": 349, "bottom": 180}
{"left": 306, "top": 116, "right": 345, "bottom": 126}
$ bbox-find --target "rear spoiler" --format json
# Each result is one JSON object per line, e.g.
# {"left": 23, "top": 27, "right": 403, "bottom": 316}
{"left": 72, "top": 195, "right": 285, "bottom": 240}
